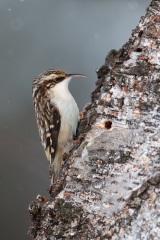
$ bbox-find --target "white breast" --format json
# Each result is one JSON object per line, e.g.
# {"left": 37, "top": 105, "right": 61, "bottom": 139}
{"left": 49, "top": 77, "right": 79, "bottom": 145}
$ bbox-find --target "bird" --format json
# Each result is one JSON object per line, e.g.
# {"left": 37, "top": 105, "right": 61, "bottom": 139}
{"left": 32, "top": 69, "right": 86, "bottom": 185}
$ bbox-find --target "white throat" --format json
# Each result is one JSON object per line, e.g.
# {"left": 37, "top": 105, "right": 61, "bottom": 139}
{"left": 52, "top": 76, "right": 72, "bottom": 95}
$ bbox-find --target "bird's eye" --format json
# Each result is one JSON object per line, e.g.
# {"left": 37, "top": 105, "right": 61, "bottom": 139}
{"left": 56, "top": 77, "right": 63, "bottom": 82}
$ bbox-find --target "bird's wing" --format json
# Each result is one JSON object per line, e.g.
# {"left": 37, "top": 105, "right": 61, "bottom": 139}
{"left": 35, "top": 97, "right": 61, "bottom": 164}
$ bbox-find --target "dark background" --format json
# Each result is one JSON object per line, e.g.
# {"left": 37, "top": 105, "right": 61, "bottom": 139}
{"left": 0, "top": 0, "right": 150, "bottom": 239}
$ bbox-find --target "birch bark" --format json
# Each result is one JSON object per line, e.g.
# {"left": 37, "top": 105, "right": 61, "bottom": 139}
{"left": 28, "top": 1, "right": 160, "bottom": 239}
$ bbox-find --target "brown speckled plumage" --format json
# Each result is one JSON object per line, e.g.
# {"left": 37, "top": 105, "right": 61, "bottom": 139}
{"left": 32, "top": 69, "right": 85, "bottom": 184}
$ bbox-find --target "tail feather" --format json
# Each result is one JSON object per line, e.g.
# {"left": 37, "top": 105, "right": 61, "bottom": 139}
{"left": 50, "top": 150, "right": 63, "bottom": 184}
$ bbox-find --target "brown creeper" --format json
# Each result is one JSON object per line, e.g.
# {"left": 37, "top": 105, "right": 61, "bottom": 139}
{"left": 32, "top": 69, "right": 85, "bottom": 184}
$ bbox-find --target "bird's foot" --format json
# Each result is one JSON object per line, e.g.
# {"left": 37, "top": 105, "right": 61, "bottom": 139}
{"left": 69, "top": 133, "right": 86, "bottom": 151}
{"left": 63, "top": 152, "right": 70, "bottom": 160}
{"left": 69, "top": 138, "right": 82, "bottom": 151}
{"left": 69, "top": 139, "right": 79, "bottom": 151}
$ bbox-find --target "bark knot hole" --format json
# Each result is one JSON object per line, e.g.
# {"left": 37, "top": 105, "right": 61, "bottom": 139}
{"left": 104, "top": 120, "right": 112, "bottom": 129}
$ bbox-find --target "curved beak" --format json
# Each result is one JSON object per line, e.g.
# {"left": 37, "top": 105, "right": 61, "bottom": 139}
{"left": 68, "top": 74, "right": 86, "bottom": 78}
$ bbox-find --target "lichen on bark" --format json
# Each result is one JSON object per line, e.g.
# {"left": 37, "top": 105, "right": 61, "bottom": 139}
{"left": 28, "top": 1, "right": 160, "bottom": 239}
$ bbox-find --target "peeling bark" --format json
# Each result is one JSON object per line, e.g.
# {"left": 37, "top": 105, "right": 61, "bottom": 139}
{"left": 28, "top": 1, "right": 160, "bottom": 239}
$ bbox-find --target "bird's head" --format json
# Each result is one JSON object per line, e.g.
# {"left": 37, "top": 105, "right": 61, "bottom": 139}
{"left": 33, "top": 69, "right": 86, "bottom": 94}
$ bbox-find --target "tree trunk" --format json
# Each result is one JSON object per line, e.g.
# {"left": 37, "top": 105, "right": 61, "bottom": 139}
{"left": 28, "top": 1, "right": 160, "bottom": 239}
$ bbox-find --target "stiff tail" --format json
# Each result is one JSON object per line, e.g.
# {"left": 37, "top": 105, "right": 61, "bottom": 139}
{"left": 50, "top": 150, "right": 63, "bottom": 184}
